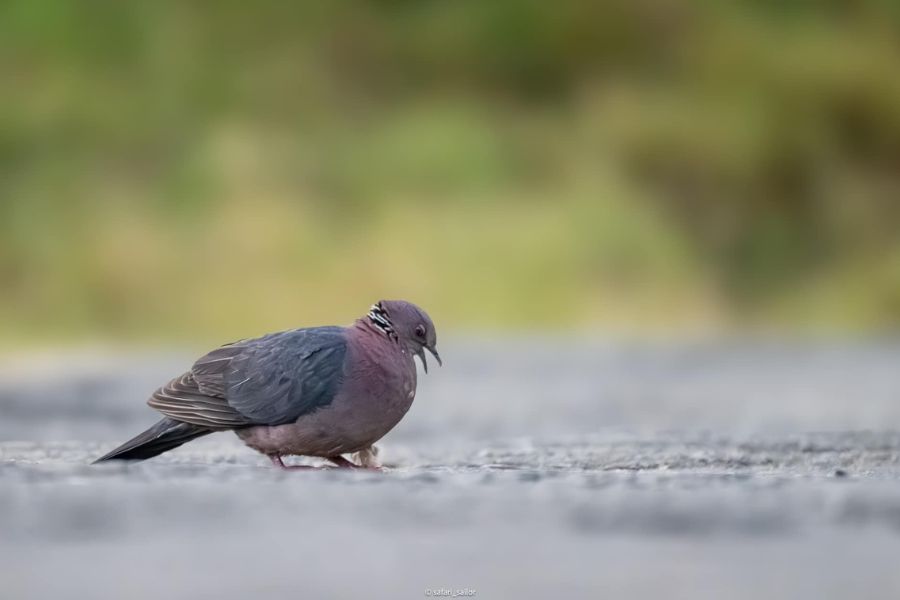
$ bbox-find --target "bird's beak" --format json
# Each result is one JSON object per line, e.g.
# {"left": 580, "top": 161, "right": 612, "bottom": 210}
{"left": 415, "top": 348, "right": 428, "bottom": 373}
{"left": 416, "top": 346, "right": 442, "bottom": 374}
{"left": 427, "top": 345, "right": 442, "bottom": 367}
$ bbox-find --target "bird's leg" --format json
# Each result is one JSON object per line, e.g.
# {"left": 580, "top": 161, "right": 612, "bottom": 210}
{"left": 353, "top": 446, "right": 384, "bottom": 471}
{"left": 326, "top": 455, "right": 360, "bottom": 469}
{"left": 269, "top": 454, "right": 321, "bottom": 470}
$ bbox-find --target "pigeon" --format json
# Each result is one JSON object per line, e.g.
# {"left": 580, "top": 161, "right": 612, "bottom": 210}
{"left": 94, "top": 300, "right": 441, "bottom": 469}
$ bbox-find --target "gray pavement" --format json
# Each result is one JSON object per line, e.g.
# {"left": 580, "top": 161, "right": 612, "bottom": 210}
{"left": 2, "top": 338, "right": 900, "bottom": 599}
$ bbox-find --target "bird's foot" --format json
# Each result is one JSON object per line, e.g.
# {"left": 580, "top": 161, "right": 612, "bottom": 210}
{"left": 269, "top": 455, "right": 326, "bottom": 470}
{"left": 329, "top": 452, "right": 388, "bottom": 472}
{"left": 269, "top": 454, "right": 387, "bottom": 471}
{"left": 326, "top": 455, "right": 360, "bottom": 469}
{"left": 354, "top": 446, "right": 382, "bottom": 469}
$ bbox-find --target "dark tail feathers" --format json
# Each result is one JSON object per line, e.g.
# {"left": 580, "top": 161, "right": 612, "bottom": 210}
{"left": 93, "top": 418, "right": 211, "bottom": 463}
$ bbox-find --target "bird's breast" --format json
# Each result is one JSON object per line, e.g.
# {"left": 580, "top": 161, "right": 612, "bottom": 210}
{"left": 339, "top": 331, "right": 416, "bottom": 412}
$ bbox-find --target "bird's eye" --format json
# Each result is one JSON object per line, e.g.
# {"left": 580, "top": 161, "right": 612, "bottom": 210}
{"left": 415, "top": 324, "right": 426, "bottom": 339}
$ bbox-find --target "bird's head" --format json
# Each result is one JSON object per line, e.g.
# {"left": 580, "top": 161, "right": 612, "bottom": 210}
{"left": 367, "top": 300, "right": 441, "bottom": 372}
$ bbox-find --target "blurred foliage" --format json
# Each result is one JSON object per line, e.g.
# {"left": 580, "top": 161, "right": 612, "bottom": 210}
{"left": 1, "top": 0, "right": 900, "bottom": 341}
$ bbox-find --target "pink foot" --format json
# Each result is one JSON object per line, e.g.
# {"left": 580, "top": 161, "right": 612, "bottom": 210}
{"left": 269, "top": 455, "right": 325, "bottom": 470}
{"left": 326, "top": 455, "right": 360, "bottom": 469}
{"left": 328, "top": 455, "right": 387, "bottom": 471}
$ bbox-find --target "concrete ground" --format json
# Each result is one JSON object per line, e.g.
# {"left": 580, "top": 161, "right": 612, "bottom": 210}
{"left": 2, "top": 338, "right": 900, "bottom": 599}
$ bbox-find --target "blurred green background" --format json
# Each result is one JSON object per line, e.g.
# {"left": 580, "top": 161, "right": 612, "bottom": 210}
{"left": 2, "top": 0, "right": 900, "bottom": 343}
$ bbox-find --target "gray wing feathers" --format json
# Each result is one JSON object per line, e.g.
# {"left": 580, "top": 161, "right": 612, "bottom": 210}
{"left": 147, "top": 327, "right": 348, "bottom": 428}
{"left": 192, "top": 345, "right": 246, "bottom": 397}
{"left": 224, "top": 328, "right": 347, "bottom": 424}
{"left": 148, "top": 372, "right": 251, "bottom": 429}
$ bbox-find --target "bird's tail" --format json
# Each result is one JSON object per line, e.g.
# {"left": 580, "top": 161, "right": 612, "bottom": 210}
{"left": 93, "top": 418, "right": 211, "bottom": 463}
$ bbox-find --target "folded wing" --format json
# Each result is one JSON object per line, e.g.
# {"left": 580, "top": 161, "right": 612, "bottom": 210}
{"left": 148, "top": 327, "right": 348, "bottom": 429}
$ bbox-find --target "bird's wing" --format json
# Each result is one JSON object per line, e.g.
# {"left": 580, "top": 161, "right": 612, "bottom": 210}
{"left": 221, "top": 327, "right": 348, "bottom": 424}
{"left": 147, "top": 327, "right": 348, "bottom": 428}
{"left": 147, "top": 369, "right": 250, "bottom": 429}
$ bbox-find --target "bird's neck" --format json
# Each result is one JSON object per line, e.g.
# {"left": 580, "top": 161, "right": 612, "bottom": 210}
{"left": 362, "top": 303, "right": 398, "bottom": 341}
{"left": 353, "top": 316, "right": 397, "bottom": 343}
